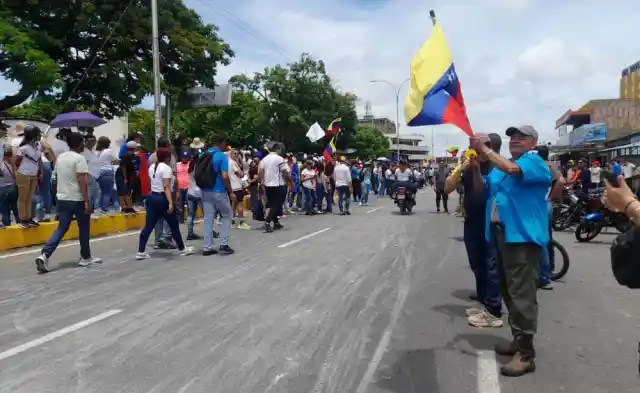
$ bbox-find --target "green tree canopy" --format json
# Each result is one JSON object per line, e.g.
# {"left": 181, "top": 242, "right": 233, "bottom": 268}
{"left": 0, "top": 0, "right": 233, "bottom": 117}
{"left": 353, "top": 125, "right": 390, "bottom": 160}
{"left": 230, "top": 53, "right": 357, "bottom": 153}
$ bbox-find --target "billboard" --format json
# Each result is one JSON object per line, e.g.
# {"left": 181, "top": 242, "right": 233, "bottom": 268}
{"left": 620, "top": 61, "right": 640, "bottom": 99}
{"left": 569, "top": 123, "right": 606, "bottom": 146}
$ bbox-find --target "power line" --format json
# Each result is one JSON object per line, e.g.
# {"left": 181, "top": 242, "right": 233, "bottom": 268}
{"left": 64, "top": 0, "right": 136, "bottom": 106}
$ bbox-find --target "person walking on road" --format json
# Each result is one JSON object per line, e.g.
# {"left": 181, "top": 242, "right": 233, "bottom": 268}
{"left": 258, "top": 142, "right": 292, "bottom": 232}
{"left": 334, "top": 156, "right": 352, "bottom": 215}
{"left": 470, "top": 125, "right": 551, "bottom": 377}
{"left": 136, "top": 147, "right": 194, "bottom": 260}
{"left": 434, "top": 160, "right": 451, "bottom": 213}
{"left": 35, "top": 132, "right": 102, "bottom": 273}
{"left": 149, "top": 137, "right": 178, "bottom": 249}
{"left": 201, "top": 135, "right": 235, "bottom": 255}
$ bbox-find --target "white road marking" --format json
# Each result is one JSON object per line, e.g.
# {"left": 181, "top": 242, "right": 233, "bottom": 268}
{"left": 277, "top": 228, "right": 331, "bottom": 248}
{"left": 366, "top": 207, "right": 383, "bottom": 214}
{"left": 477, "top": 350, "right": 501, "bottom": 393}
{"left": 0, "top": 309, "right": 122, "bottom": 361}
{"left": 0, "top": 219, "right": 205, "bottom": 259}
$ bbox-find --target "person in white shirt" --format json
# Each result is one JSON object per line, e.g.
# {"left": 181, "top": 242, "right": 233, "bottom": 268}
{"left": 300, "top": 160, "right": 317, "bottom": 215}
{"left": 136, "top": 147, "right": 193, "bottom": 260}
{"left": 589, "top": 161, "right": 602, "bottom": 186}
{"left": 622, "top": 158, "right": 636, "bottom": 189}
{"left": 95, "top": 136, "right": 119, "bottom": 213}
{"left": 333, "top": 156, "right": 352, "bottom": 215}
{"left": 229, "top": 149, "right": 249, "bottom": 229}
{"left": 14, "top": 125, "right": 43, "bottom": 227}
{"left": 35, "top": 132, "right": 101, "bottom": 273}
{"left": 258, "top": 142, "right": 292, "bottom": 232}
{"left": 185, "top": 158, "right": 203, "bottom": 240}
{"left": 82, "top": 133, "right": 101, "bottom": 214}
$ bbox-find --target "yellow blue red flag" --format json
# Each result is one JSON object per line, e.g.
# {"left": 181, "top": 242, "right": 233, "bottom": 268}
{"left": 404, "top": 22, "right": 473, "bottom": 136}
{"left": 323, "top": 137, "right": 336, "bottom": 161}
{"left": 326, "top": 117, "right": 343, "bottom": 136}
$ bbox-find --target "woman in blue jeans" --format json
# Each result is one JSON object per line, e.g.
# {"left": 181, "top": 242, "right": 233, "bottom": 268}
{"left": 0, "top": 147, "right": 19, "bottom": 227}
{"left": 95, "top": 137, "right": 118, "bottom": 213}
{"left": 136, "top": 148, "right": 193, "bottom": 260}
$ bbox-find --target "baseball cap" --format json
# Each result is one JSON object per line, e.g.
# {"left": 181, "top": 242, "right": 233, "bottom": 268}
{"left": 126, "top": 141, "right": 139, "bottom": 149}
{"left": 506, "top": 125, "right": 538, "bottom": 140}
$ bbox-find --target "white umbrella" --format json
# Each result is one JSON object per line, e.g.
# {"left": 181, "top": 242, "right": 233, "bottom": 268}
{"left": 376, "top": 157, "right": 390, "bottom": 162}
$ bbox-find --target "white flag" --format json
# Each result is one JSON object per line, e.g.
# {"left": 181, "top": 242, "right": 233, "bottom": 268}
{"left": 306, "top": 122, "right": 325, "bottom": 142}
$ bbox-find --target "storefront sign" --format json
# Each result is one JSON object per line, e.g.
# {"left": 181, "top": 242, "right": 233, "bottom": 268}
{"left": 570, "top": 123, "right": 607, "bottom": 146}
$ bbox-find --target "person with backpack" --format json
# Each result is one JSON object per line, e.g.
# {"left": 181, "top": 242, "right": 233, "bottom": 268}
{"left": 195, "top": 134, "right": 235, "bottom": 255}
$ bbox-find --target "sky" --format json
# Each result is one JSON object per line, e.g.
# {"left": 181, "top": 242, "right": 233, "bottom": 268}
{"left": 2, "top": 0, "right": 640, "bottom": 156}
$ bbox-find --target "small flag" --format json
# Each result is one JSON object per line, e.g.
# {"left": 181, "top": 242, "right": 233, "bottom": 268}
{"left": 323, "top": 137, "right": 336, "bottom": 161}
{"left": 404, "top": 21, "right": 473, "bottom": 136}
{"left": 446, "top": 146, "right": 460, "bottom": 157}
{"left": 306, "top": 122, "right": 325, "bottom": 142}
{"left": 326, "top": 118, "right": 343, "bottom": 136}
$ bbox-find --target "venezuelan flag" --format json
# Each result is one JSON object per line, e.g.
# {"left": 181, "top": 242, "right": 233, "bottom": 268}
{"left": 404, "top": 22, "right": 473, "bottom": 136}
{"left": 323, "top": 137, "right": 336, "bottom": 161}
{"left": 326, "top": 117, "right": 343, "bottom": 136}
{"left": 446, "top": 146, "right": 460, "bottom": 157}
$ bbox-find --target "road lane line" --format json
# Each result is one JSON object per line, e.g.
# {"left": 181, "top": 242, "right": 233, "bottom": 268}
{"left": 0, "top": 309, "right": 122, "bottom": 361}
{"left": 477, "top": 350, "right": 501, "bottom": 393}
{"left": 0, "top": 219, "right": 205, "bottom": 259}
{"left": 366, "top": 207, "right": 383, "bottom": 214}
{"left": 277, "top": 228, "right": 331, "bottom": 248}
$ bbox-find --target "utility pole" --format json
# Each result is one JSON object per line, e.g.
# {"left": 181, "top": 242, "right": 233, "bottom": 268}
{"left": 151, "top": 0, "right": 162, "bottom": 144}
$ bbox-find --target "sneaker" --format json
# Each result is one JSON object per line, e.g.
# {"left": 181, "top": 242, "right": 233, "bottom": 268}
{"left": 465, "top": 307, "right": 484, "bottom": 316}
{"left": 136, "top": 252, "right": 151, "bottom": 260}
{"left": 40, "top": 215, "right": 51, "bottom": 222}
{"left": 203, "top": 249, "right": 218, "bottom": 256}
{"left": 78, "top": 257, "right": 102, "bottom": 266}
{"left": 539, "top": 283, "right": 554, "bottom": 290}
{"left": 273, "top": 222, "right": 284, "bottom": 230}
{"left": 468, "top": 310, "right": 503, "bottom": 328}
{"left": 263, "top": 223, "right": 273, "bottom": 233}
{"left": 179, "top": 246, "right": 195, "bottom": 256}
{"left": 35, "top": 254, "right": 49, "bottom": 273}
{"left": 219, "top": 245, "right": 235, "bottom": 255}
{"left": 345, "top": 211, "right": 351, "bottom": 215}
{"left": 186, "top": 233, "right": 201, "bottom": 241}
{"left": 237, "top": 222, "right": 250, "bottom": 230}
{"left": 29, "top": 219, "right": 40, "bottom": 227}
{"left": 19, "top": 222, "right": 31, "bottom": 228}
{"left": 154, "top": 241, "right": 177, "bottom": 250}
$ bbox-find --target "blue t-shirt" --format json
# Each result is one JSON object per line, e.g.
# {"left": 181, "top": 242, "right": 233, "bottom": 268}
{"left": 351, "top": 166, "right": 361, "bottom": 180}
{"left": 201, "top": 147, "right": 228, "bottom": 193}
{"left": 484, "top": 152, "right": 551, "bottom": 246}
{"left": 612, "top": 162, "right": 622, "bottom": 177}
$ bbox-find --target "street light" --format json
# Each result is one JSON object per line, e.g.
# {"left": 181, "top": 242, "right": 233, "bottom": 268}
{"left": 370, "top": 78, "right": 410, "bottom": 160}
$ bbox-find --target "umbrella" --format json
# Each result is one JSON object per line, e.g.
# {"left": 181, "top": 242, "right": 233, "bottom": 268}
{"left": 376, "top": 157, "right": 390, "bottom": 162}
{"left": 49, "top": 111, "right": 107, "bottom": 129}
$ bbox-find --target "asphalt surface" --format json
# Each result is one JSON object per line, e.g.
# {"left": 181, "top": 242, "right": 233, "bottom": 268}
{"left": 1, "top": 190, "right": 639, "bottom": 393}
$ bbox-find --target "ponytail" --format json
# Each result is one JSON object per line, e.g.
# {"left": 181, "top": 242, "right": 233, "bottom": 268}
{"left": 153, "top": 162, "right": 159, "bottom": 178}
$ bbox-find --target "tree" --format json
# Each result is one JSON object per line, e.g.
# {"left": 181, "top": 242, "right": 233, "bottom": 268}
{"left": 230, "top": 53, "right": 357, "bottom": 153}
{"left": 353, "top": 125, "right": 390, "bottom": 160}
{"left": 6, "top": 98, "right": 63, "bottom": 121}
{"left": 0, "top": 0, "right": 233, "bottom": 117}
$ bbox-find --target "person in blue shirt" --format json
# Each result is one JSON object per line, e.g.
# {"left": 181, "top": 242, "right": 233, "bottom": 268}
{"left": 611, "top": 158, "right": 623, "bottom": 178}
{"left": 471, "top": 125, "right": 551, "bottom": 378}
{"left": 201, "top": 134, "right": 235, "bottom": 256}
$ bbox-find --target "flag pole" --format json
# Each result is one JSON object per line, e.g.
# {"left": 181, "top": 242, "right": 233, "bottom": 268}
{"left": 429, "top": 10, "right": 436, "bottom": 162}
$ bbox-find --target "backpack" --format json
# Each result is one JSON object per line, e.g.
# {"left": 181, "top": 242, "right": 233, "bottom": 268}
{"left": 194, "top": 151, "right": 217, "bottom": 189}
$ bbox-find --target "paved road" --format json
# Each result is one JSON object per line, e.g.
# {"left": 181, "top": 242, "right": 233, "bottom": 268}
{"left": 1, "top": 191, "right": 639, "bottom": 393}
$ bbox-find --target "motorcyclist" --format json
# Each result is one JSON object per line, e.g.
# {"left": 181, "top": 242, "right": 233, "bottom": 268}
{"left": 392, "top": 159, "right": 418, "bottom": 198}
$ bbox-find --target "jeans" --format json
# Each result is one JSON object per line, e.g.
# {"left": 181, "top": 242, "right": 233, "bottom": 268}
{"left": 352, "top": 180, "right": 361, "bottom": 201}
{"left": 465, "top": 216, "right": 502, "bottom": 316}
{"left": 154, "top": 217, "right": 173, "bottom": 244}
{"left": 264, "top": 186, "right": 286, "bottom": 225}
{"left": 325, "top": 185, "right": 334, "bottom": 212}
{"left": 203, "top": 191, "right": 232, "bottom": 250}
{"left": 303, "top": 187, "right": 316, "bottom": 213}
{"left": 97, "top": 169, "right": 115, "bottom": 212}
{"left": 379, "top": 179, "right": 386, "bottom": 197}
{"left": 42, "top": 200, "right": 91, "bottom": 259}
{"left": 35, "top": 161, "right": 53, "bottom": 220}
{"left": 178, "top": 189, "right": 188, "bottom": 222}
{"left": 87, "top": 176, "right": 99, "bottom": 213}
{"left": 361, "top": 182, "right": 371, "bottom": 204}
{"left": 316, "top": 183, "right": 325, "bottom": 211}
{"left": 187, "top": 194, "right": 203, "bottom": 236}
{"left": 435, "top": 190, "right": 448, "bottom": 211}
{"left": 337, "top": 186, "right": 351, "bottom": 212}
{"left": 0, "top": 184, "right": 19, "bottom": 226}
{"left": 138, "top": 193, "right": 185, "bottom": 252}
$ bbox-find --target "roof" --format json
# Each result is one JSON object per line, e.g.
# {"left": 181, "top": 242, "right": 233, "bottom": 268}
{"left": 555, "top": 101, "right": 594, "bottom": 128}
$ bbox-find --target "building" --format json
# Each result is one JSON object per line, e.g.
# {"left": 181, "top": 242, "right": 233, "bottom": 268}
{"left": 358, "top": 113, "right": 430, "bottom": 164}
{"left": 620, "top": 61, "right": 640, "bottom": 100}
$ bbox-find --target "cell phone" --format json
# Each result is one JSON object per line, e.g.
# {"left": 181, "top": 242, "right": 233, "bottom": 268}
{"left": 601, "top": 170, "right": 619, "bottom": 187}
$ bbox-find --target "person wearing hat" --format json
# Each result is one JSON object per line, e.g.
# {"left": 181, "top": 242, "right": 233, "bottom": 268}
{"left": 190, "top": 137, "right": 205, "bottom": 157}
{"left": 589, "top": 160, "right": 602, "bottom": 187}
{"left": 470, "top": 125, "right": 551, "bottom": 377}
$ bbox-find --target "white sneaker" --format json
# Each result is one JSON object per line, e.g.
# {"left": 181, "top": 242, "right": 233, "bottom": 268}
{"left": 465, "top": 307, "right": 484, "bottom": 316}
{"left": 35, "top": 254, "right": 49, "bottom": 273}
{"left": 136, "top": 252, "right": 151, "bottom": 260}
{"left": 79, "top": 257, "right": 102, "bottom": 266}
{"left": 180, "top": 246, "right": 195, "bottom": 256}
{"left": 468, "top": 310, "right": 503, "bottom": 328}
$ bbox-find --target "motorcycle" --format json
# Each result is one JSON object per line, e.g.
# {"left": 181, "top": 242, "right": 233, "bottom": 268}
{"left": 575, "top": 194, "right": 633, "bottom": 242}
{"left": 394, "top": 186, "right": 415, "bottom": 215}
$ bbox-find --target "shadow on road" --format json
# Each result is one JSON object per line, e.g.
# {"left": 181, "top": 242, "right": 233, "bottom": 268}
{"left": 450, "top": 289, "right": 475, "bottom": 302}
{"left": 431, "top": 304, "right": 470, "bottom": 323}
{"left": 374, "top": 348, "right": 441, "bottom": 393}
